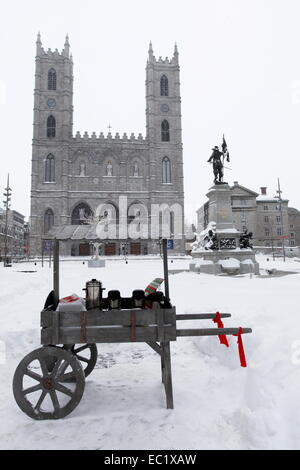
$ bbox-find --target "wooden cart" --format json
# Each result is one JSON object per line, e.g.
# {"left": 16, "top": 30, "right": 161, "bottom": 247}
{"left": 13, "top": 231, "right": 252, "bottom": 420}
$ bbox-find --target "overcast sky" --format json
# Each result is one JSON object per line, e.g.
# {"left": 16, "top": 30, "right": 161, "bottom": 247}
{"left": 1, "top": 0, "right": 300, "bottom": 223}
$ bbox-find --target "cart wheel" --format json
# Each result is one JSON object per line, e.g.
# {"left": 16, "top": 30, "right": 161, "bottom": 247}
{"left": 13, "top": 346, "right": 85, "bottom": 420}
{"left": 63, "top": 344, "right": 98, "bottom": 380}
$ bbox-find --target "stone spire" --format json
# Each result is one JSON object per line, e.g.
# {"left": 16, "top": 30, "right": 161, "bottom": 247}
{"left": 173, "top": 42, "right": 179, "bottom": 64}
{"left": 64, "top": 33, "right": 70, "bottom": 57}
{"left": 36, "top": 31, "right": 42, "bottom": 55}
{"left": 148, "top": 41, "right": 154, "bottom": 63}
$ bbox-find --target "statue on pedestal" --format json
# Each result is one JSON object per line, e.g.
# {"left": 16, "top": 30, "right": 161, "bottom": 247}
{"left": 133, "top": 162, "right": 139, "bottom": 177}
{"left": 91, "top": 241, "right": 103, "bottom": 260}
{"left": 106, "top": 161, "right": 113, "bottom": 176}
{"left": 207, "top": 136, "right": 230, "bottom": 184}
{"left": 208, "top": 146, "right": 225, "bottom": 184}
{"left": 79, "top": 162, "right": 86, "bottom": 176}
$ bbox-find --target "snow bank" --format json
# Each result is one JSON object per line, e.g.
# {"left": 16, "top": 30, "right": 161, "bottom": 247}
{"left": 0, "top": 257, "right": 299, "bottom": 449}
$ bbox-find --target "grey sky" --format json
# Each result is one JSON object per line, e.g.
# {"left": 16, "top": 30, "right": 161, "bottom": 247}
{"left": 0, "top": 0, "right": 300, "bottom": 222}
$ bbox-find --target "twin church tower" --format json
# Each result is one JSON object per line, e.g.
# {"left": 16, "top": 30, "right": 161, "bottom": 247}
{"left": 30, "top": 34, "right": 184, "bottom": 256}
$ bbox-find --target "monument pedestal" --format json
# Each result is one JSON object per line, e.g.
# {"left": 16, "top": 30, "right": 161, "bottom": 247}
{"left": 88, "top": 259, "right": 106, "bottom": 268}
{"left": 191, "top": 183, "right": 260, "bottom": 275}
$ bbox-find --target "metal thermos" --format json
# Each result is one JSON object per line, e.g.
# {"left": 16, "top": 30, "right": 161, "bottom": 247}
{"left": 85, "top": 279, "right": 102, "bottom": 310}
{"left": 132, "top": 289, "right": 145, "bottom": 308}
{"left": 107, "top": 290, "right": 121, "bottom": 309}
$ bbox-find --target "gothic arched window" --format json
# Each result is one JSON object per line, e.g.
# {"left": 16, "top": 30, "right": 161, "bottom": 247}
{"left": 161, "top": 120, "right": 170, "bottom": 142}
{"left": 47, "top": 115, "right": 56, "bottom": 138}
{"left": 160, "top": 75, "right": 168, "bottom": 96}
{"left": 44, "top": 209, "right": 54, "bottom": 234}
{"left": 48, "top": 68, "right": 57, "bottom": 90}
{"left": 71, "top": 203, "right": 93, "bottom": 225}
{"left": 45, "top": 154, "right": 55, "bottom": 182}
{"left": 162, "top": 157, "right": 171, "bottom": 183}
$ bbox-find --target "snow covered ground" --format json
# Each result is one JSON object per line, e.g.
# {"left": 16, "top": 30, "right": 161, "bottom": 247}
{"left": 0, "top": 254, "right": 300, "bottom": 450}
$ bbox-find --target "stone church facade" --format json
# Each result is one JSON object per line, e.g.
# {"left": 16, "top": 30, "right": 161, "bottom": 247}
{"left": 30, "top": 34, "right": 184, "bottom": 256}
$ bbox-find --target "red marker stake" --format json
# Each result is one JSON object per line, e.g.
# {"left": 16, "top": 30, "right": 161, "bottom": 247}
{"left": 234, "top": 327, "right": 247, "bottom": 368}
{"left": 213, "top": 312, "right": 229, "bottom": 347}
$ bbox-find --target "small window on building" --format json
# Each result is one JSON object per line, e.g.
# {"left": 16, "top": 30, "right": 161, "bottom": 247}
{"left": 290, "top": 224, "right": 294, "bottom": 229}
{"left": 170, "top": 212, "right": 174, "bottom": 235}
{"left": 44, "top": 209, "right": 54, "bottom": 234}
{"left": 48, "top": 68, "right": 57, "bottom": 90}
{"left": 161, "top": 120, "right": 170, "bottom": 142}
{"left": 290, "top": 240, "right": 295, "bottom": 246}
{"left": 264, "top": 216, "right": 269, "bottom": 223}
{"left": 290, "top": 232, "right": 295, "bottom": 239}
{"left": 162, "top": 157, "right": 171, "bottom": 184}
{"left": 47, "top": 115, "right": 56, "bottom": 138}
{"left": 160, "top": 75, "right": 168, "bottom": 96}
{"left": 277, "top": 228, "right": 282, "bottom": 236}
{"left": 45, "top": 154, "right": 55, "bottom": 182}
{"left": 276, "top": 216, "right": 281, "bottom": 223}
{"left": 265, "top": 229, "right": 270, "bottom": 237}
{"left": 263, "top": 205, "right": 269, "bottom": 211}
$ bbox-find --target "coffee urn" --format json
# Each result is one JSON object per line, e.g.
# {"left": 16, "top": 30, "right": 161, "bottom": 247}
{"left": 85, "top": 279, "right": 103, "bottom": 310}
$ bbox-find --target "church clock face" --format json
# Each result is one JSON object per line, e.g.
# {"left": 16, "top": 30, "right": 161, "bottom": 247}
{"left": 160, "top": 103, "right": 170, "bottom": 113}
{"left": 47, "top": 98, "right": 56, "bottom": 109}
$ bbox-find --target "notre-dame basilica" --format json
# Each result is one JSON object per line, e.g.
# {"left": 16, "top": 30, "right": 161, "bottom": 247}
{"left": 30, "top": 34, "right": 184, "bottom": 256}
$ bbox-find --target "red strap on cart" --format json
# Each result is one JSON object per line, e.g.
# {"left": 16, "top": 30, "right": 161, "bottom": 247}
{"left": 234, "top": 327, "right": 247, "bottom": 368}
{"left": 213, "top": 312, "right": 229, "bottom": 347}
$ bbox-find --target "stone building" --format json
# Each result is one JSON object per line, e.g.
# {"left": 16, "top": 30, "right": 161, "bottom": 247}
{"left": 30, "top": 35, "right": 184, "bottom": 256}
{"left": 196, "top": 183, "right": 297, "bottom": 248}
{"left": 255, "top": 186, "right": 289, "bottom": 248}
{"left": 288, "top": 207, "right": 300, "bottom": 247}
{"left": 0, "top": 208, "right": 26, "bottom": 259}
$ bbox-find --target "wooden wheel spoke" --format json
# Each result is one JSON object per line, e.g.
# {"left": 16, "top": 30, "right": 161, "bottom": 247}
{"left": 77, "top": 355, "right": 89, "bottom": 364}
{"left": 56, "top": 360, "right": 70, "bottom": 378}
{"left": 74, "top": 345, "right": 90, "bottom": 354}
{"left": 49, "top": 390, "right": 60, "bottom": 412}
{"left": 25, "top": 369, "right": 42, "bottom": 382}
{"left": 34, "top": 390, "right": 48, "bottom": 411}
{"left": 39, "top": 358, "right": 50, "bottom": 377}
{"left": 59, "top": 371, "right": 74, "bottom": 382}
{"left": 23, "top": 384, "right": 42, "bottom": 395}
{"left": 55, "top": 383, "right": 74, "bottom": 398}
{"left": 49, "top": 358, "right": 63, "bottom": 378}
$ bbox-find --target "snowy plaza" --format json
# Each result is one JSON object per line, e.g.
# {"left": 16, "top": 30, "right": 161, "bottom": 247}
{"left": 0, "top": 255, "right": 299, "bottom": 450}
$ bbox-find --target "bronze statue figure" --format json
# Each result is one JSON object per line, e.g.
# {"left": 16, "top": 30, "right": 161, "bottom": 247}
{"left": 208, "top": 146, "right": 224, "bottom": 184}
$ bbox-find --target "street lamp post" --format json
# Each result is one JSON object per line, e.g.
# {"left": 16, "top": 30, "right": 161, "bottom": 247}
{"left": 275, "top": 178, "right": 286, "bottom": 262}
{"left": 3, "top": 174, "right": 12, "bottom": 267}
